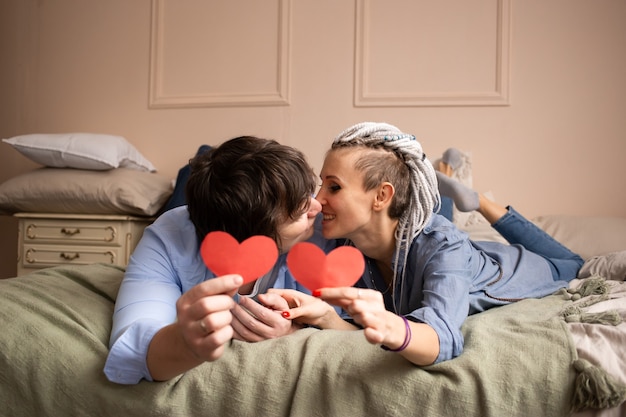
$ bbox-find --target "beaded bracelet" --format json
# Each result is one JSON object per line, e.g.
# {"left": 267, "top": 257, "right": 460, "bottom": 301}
{"left": 381, "top": 315, "right": 412, "bottom": 352}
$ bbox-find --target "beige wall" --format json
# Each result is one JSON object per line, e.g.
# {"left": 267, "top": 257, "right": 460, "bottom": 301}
{"left": 1, "top": 0, "right": 625, "bottom": 279}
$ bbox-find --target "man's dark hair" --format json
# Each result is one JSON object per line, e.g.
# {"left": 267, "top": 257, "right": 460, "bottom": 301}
{"left": 186, "top": 136, "right": 316, "bottom": 245}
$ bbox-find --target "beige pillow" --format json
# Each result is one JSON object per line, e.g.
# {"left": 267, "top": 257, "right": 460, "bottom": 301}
{"left": 0, "top": 168, "right": 173, "bottom": 216}
{"left": 533, "top": 215, "right": 626, "bottom": 261}
{"left": 578, "top": 251, "right": 626, "bottom": 281}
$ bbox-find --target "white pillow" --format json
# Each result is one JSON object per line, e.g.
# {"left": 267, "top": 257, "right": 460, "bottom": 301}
{"left": 2, "top": 133, "right": 156, "bottom": 171}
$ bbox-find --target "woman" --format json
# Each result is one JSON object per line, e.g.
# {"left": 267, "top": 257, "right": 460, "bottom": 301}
{"left": 275, "top": 122, "right": 584, "bottom": 366}
{"left": 105, "top": 136, "right": 336, "bottom": 384}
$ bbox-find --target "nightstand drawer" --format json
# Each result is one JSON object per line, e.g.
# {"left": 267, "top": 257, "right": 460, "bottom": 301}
{"left": 15, "top": 212, "right": 153, "bottom": 276}
{"left": 20, "top": 244, "right": 122, "bottom": 269}
{"left": 21, "top": 219, "right": 123, "bottom": 246}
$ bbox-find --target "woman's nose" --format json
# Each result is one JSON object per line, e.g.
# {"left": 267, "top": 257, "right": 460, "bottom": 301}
{"left": 314, "top": 188, "right": 324, "bottom": 203}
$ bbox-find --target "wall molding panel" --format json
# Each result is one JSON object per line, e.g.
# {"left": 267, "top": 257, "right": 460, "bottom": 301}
{"left": 354, "top": 0, "right": 511, "bottom": 107}
{"left": 149, "top": 0, "right": 291, "bottom": 108}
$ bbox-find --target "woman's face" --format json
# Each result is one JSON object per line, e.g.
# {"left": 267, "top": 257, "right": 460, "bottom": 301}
{"left": 276, "top": 196, "right": 321, "bottom": 252}
{"left": 316, "top": 148, "right": 378, "bottom": 241}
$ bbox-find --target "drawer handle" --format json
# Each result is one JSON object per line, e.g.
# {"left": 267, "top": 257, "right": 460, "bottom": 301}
{"left": 26, "top": 224, "right": 37, "bottom": 240}
{"left": 60, "top": 252, "right": 80, "bottom": 261}
{"left": 25, "top": 248, "right": 36, "bottom": 263}
{"left": 61, "top": 228, "right": 81, "bottom": 236}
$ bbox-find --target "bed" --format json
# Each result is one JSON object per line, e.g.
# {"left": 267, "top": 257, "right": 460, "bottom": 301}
{"left": 1, "top": 138, "right": 625, "bottom": 416}
{"left": 0, "top": 214, "right": 625, "bottom": 417}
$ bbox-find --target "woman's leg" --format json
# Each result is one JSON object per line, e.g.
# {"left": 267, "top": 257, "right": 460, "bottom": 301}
{"left": 436, "top": 148, "right": 584, "bottom": 281}
{"left": 439, "top": 195, "right": 454, "bottom": 222}
{"left": 475, "top": 194, "right": 507, "bottom": 224}
{"left": 489, "top": 205, "right": 584, "bottom": 281}
{"left": 434, "top": 150, "right": 583, "bottom": 281}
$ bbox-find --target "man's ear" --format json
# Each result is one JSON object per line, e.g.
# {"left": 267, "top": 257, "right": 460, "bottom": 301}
{"left": 373, "top": 182, "right": 395, "bottom": 211}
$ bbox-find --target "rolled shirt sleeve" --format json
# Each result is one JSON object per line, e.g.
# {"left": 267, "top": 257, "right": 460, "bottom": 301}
{"left": 105, "top": 207, "right": 214, "bottom": 384}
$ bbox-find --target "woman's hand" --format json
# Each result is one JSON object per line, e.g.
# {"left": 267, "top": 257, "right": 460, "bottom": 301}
{"left": 316, "top": 287, "right": 440, "bottom": 365}
{"left": 269, "top": 289, "right": 356, "bottom": 330}
{"left": 230, "top": 293, "right": 301, "bottom": 341}
{"left": 315, "top": 287, "right": 396, "bottom": 345}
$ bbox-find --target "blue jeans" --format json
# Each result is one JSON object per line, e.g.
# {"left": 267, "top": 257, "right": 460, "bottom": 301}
{"left": 492, "top": 206, "right": 584, "bottom": 282}
{"left": 439, "top": 196, "right": 454, "bottom": 222}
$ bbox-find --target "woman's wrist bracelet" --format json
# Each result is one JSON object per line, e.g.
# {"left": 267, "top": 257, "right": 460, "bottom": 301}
{"left": 381, "top": 315, "right": 412, "bottom": 352}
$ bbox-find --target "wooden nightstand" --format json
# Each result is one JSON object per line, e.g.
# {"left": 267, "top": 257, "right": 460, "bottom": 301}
{"left": 15, "top": 213, "right": 153, "bottom": 276}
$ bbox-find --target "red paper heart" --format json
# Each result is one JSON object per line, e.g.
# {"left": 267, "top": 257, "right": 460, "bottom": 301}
{"left": 286, "top": 243, "right": 365, "bottom": 291}
{"left": 200, "top": 231, "right": 278, "bottom": 285}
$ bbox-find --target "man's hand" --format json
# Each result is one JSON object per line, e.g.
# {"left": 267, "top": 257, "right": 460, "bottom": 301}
{"left": 231, "top": 293, "right": 300, "bottom": 341}
{"left": 147, "top": 274, "right": 244, "bottom": 381}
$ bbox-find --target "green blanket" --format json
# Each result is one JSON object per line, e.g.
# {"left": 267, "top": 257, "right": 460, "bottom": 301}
{"left": 0, "top": 263, "right": 578, "bottom": 417}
